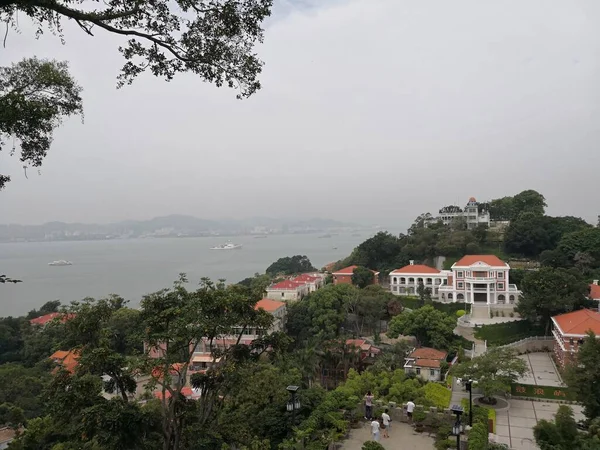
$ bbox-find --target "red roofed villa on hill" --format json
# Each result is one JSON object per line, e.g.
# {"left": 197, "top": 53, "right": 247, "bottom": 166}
{"left": 589, "top": 280, "right": 600, "bottom": 301}
{"left": 404, "top": 347, "right": 449, "bottom": 381}
{"left": 265, "top": 272, "right": 326, "bottom": 301}
{"left": 389, "top": 255, "right": 521, "bottom": 305}
{"left": 551, "top": 309, "right": 600, "bottom": 367}
{"left": 332, "top": 265, "right": 379, "bottom": 286}
{"left": 30, "top": 312, "right": 74, "bottom": 327}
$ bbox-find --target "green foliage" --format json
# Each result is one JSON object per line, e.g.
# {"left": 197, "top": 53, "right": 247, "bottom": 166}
{"left": 468, "top": 423, "right": 489, "bottom": 450}
{"left": 518, "top": 267, "right": 590, "bottom": 334}
{"left": 532, "top": 405, "right": 598, "bottom": 450}
{"left": 266, "top": 255, "right": 316, "bottom": 275}
{"left": 456, "top": 310, "right": 466, "bottom": 318}
{"left": 387, "top": 305, "right": 456, "bottom": 349}
{"left": 474, "top": 320, "right": 546, "bottom": 345}
{"left": 564, "top": 332, "right": 600, "bottom": 420}
{"left": 452, "top": 348, "right": 528, "bottom": 402}
{"left": 542, "top": 227, "right": 600, "bottom": 271}
{"left": 0, "top": 363, "right": 49, "bottom": 420}
{"left": 2, "top": 0, "right": 272, "bottom": 96}
{"left": 362, "top": 441, "right": 385, "bottom": 450}
{"left": 423, "top": 382, "right": 451, "bottom": 409}
{"left": 0, "top": 57, "right": 83, "bottom": 190}
{"left": 352, "top": 266, "right": 375, "bottom": 288}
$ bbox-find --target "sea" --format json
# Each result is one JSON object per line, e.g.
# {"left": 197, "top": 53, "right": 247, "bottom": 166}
{"left": 0, "top": 233, "right": 367, "bottom": 317}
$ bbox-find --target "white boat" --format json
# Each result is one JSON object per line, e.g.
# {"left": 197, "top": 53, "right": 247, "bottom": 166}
{"left": 48, "top": 260, "right": 73, "bottom": 266}
{"left": 210, "top": 241, "right": 243, "bottom": 250}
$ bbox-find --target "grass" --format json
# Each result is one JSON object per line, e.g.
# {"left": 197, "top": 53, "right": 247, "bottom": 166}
{"left": 474, "top": 320, "right": 547, "bottom": 346}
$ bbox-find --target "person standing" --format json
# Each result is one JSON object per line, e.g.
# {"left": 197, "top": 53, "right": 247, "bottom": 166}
{"left": 381, "top": 408, "right": 391, "bottom": 438}
{"left": 406, "top": 399, "right": 416, "bottom": 422}
{"left": 370, "top": 418, "right": 381, "bottom": 442}
{"left": 364, "top": 391, "right": 374, "bottom": 420}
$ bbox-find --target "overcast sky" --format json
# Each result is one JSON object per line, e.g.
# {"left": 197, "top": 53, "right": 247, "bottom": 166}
{"left": 1, "top": 0, "right": 599, "bottom": 228}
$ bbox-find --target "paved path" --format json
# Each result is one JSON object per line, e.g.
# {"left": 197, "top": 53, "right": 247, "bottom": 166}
{"left": 340, "top": 421, "right": 435, "bottom": 450}
{"left": 493, "top": 399, "right": 585, "bottom": 450}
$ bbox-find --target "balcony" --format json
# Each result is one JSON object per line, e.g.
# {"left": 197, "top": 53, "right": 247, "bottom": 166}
{"left": 465, "top": 276, "right": 496, "bottom": 282}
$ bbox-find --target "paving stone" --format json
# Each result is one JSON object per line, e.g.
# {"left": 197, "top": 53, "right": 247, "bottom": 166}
{"left": 510, "top": 408, "right": 537, "bottom": 419}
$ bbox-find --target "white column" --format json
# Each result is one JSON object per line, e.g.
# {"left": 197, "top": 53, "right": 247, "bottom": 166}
{"left": 470, "top": 284, "right": 474, "bottom": 304}
{"left": 487, "top": 283, "right": 490, "bottom": 304}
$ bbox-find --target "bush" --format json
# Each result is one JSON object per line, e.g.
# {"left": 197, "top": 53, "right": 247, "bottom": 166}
{"left": 362, "top": 442, "right": 385, "bottom": 450}
{"left": 474, "top": 320, "right": 546, "bottom": 345}
{"left": 423, "top": 382, "right": 452, "bottom": 409}
{"left": 468, "top": 423, "right": 489, "bottom": 450}
{"left": 456, "top": 310, "right": 466, "bottom": 318}
{"left": 413, "top": 409, "right": 427, "bottom": 423}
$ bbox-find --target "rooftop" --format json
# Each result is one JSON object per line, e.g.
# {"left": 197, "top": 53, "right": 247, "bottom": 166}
{"left": 454, "top": 255, "right": 508, "bottom": 267}
{"left": 255, "top": 298, "right": 286, "bottom": 312}
{"left": 390, "top": 264, "right": 440, "bottom": 275}
{"left": 552, "top": 309, "right": 600, "bottom": 336}
{"left": 333, "top": 265, "right": 379, "bottom": 275}
{"left": 268, "top": 280, "right": 302, "bottom": 290}
{"left": 30, "top": 312, "right": 74, "bottom": 326}
{"left": 590, "top": 283, "right": 600, "bottom": 300}
{"left": 409, "top": 347, "right": 447, "bottom": 361}
{"left": 50, "top": 349, "right": 80, "bottom": 373}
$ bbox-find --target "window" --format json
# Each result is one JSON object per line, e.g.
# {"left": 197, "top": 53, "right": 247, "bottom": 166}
{"left": 281, "top": 292, "right": 285, "bottom": 298}
{"left": 458, "top": 282, "right": 463, "bottom": 288}
{"left": 430, "top": 369, "right": 436, "bottom": 377}
{"left": 498, "top": 283, "right": 504, "bottom": 290}
{"left": 393, "top": 277, "right": 397, "bottom": 284}
{"left": 569, "top": 338, "right": 574, "bottom": 346}
{"left": 416, "top": 368, "right": 421, "bottom": 375}
{"left": 457, "top": 271, "right": 464, "bottom": 278}
{"left": 497, "top": 272, "right": 503, "bottom": 278}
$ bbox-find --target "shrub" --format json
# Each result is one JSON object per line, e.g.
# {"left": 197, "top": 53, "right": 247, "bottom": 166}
{"left": 413, "top": 409, "right": 427, "bottom": 423}
{"left": 362, "top": 442, "right": 385, "bottom": 450}
{"left": 423, "top": 382, "right": 452, "bottom": 409}
{"left": 468, "top": 422, "right": 489, "bottom": 450}
{"left": 494, "top": 310, "right": 499, "bottom": 317}
{"left": 456, "top": 309, "right": 466, "bottom": 318}
{"left": 509, "top": 312, "right": 514, "bottom": 318}
{"left": 474, "top": 320, "right": 546, "bottom": 346}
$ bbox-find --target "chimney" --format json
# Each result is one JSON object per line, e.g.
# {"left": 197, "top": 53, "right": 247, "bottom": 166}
{"left": 594, "top": 280, "right": 599, "bottom": 286}
{"left": 409, "top": 260, "right": 414, "bottom": 265}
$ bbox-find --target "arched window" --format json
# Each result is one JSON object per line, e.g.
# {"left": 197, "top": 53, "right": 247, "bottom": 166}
{"left": 498, "top": 294, "right": 505, "bottom": 304}
{"left": 509, "top": 295, "right": 515, "bottom": 304}
{"left": 417, "top": 278, "right": 424, "bottom": 284}
{"left": 400, "top": 277, "right": 406, "bottom": 284}
{"left": 408, "top": 278, "right": 415, "bottom": 283}
{"left": 393, "top": 277, "right": 397, "bottom": 284}
{"left": 426, "top": 278, "right": 433, "bottom": 285}
{"left": 448, "top": 293, "right": 453, "bottom": 300}
{"left": 441, "top": 293, "right": 445, "bottom": 300}
{"left": 457, "top": 293, "right": 464, "bottom": 300}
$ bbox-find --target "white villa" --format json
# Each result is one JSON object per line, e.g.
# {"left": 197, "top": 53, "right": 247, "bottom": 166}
{"left": 425, "top": 197, "right": 490, "bottom": 230}
{"left": 389, "top": 255, "right": 521, "bottom": 305}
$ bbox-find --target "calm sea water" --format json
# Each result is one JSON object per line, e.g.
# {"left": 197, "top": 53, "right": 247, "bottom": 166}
{"left": 0, "top": 234, "right": 365, "bottom": 317}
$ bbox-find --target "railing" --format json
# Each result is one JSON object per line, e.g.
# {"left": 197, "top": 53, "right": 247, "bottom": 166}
{"left": 465, "top": 276, "right": 496, "bottom": 282}
{"left": 498, "top": 336, "right": 554, "bottom": 350}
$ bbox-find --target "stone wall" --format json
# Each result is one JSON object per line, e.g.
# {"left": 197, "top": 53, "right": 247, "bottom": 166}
{"left": 498, "top": 337, "right": 554, "bottom": 354}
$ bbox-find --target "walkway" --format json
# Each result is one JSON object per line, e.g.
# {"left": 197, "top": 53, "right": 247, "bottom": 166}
{"left": 340, "top": 421, "right": 435, "bottom": 450}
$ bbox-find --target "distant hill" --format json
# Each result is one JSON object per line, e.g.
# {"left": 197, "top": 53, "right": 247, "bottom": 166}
{"left": 0, "top": 215, "right": 363, "bottom": 242}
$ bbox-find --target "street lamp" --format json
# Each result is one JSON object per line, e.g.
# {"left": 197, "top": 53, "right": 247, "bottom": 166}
{"left": 451, "top": 405, "right": 464, "bottom": 450}
{"left": 286, "top": 385, "right": 300, "bottom": 429}
{"left": 457, "top": 377, "right": 477, "bottom": 426}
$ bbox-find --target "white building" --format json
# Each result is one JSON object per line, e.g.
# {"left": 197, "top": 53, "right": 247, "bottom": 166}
{"left": 404, "top": 347, "right": 448, "bottom": 382}
{"left": 438, "top": 255, "right": 520, "bottom": 305}
{"left": 426, "top": 197, "right": 490, "bottom": 230}
{"left": 265, "top": 273, "right": 326, "bottom": 301}
{"left": 389, "top": 261, "right": 450, "bottom": 299}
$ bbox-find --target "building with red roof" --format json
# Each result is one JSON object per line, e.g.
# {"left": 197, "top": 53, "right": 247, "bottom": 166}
{"left": 332, "top": 265, "right": 379, "bottom": 286}
{"left": 389, "top": 261, "right": 449, "bottom": 299}
{"left": 404, "top": 347, "right": 448, "bottom": 381}
{"left": 437, "top": 255, "right": 521, "bottom": 305}
{"left": 50, "top": 349, "right": 80, "bottom": 374}
{"left": 551, "top": 309, "right": 600, "bottom": 367}
{"left": 30, "top": 312, "right": 74, "bottom": 327}
{"left": 265, "top": 280, "right": 309, "bottom": 301}
{"left": 589, "top": 280, "right": 600, "bottom": 301}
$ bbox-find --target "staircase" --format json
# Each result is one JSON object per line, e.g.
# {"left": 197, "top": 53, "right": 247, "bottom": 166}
{"left": 471, "top": 303, "right": 490, "bottom": 320}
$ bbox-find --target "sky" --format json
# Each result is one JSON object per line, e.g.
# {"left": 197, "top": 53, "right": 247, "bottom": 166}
{"left": 1, "top": 0, "right": 599, "bottom": 228}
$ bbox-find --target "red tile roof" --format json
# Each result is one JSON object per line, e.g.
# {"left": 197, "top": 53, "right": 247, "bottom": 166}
{"left": 269, "top": 281, "right": 302, "bottom": 290}
{"left": 292, "top": 274, "right": 319, "bottom": 282}
{"left": 30, "top": 312, "right": 74, "bottom": 326}
{"left": 409, "top": 347, "right": 447, "bottom": 360}
{"left": 333, "top": 265, "right": 379, "bottom": 275}
{"left": 589, "top": 283, "right": 600, "bottom": 300}
{"left": 390, "top": 264, "right": 440, "bottom": 275}
{"left": 454, "top": 255, "right": 507, "bottom": 267}
{"left": 50, "top": 349, "right": 80, "bottom": 373}
{"left": 552, "top": 309, "right": 600, "bottom": 336}
{"left": 414, "top": 359, "right": 442, "bottom": 368}
{"left": 255, "top": 298, "right": 285, "bottom": 313}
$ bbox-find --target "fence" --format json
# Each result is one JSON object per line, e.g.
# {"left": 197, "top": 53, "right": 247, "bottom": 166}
{"left": 511, "top": 383, "right": 576, "bottom": 401}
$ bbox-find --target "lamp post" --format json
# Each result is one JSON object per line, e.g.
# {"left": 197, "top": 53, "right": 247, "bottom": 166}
{"left": 286, "top": 385, "right": 300, "bottom": 430}
{"left": 465, "top": 379, "right": 473, "bottom": 426}
{"left": 451, "top": 405, "right": 464, "bottom": 450}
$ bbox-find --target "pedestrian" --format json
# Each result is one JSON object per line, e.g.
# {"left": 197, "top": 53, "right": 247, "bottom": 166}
{"left": 381, "top": 408, "right": 391, "bottom": 438}
{"left": 370, "top": 418, "right": 381, "bottom": 442}
{"left": 364, "top": 391, "right": 374, "bottom": 420}
{"left": 406, "top": 399, "right": 416, "bottom": 422}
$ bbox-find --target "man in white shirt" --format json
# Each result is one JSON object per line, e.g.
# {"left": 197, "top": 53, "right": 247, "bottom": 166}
{"left": 370, "top": 419, "right": 380, "bottom": 442}
{"left": 381, "top": 408, "right": 391, "bottom": 438}
{"left": 406, "top": 400, "right": 416, "bottom": 422}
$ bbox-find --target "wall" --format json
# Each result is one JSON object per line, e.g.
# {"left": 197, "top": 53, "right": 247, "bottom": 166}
{"left": 333, "top": 274, "right": 353, "bottom": 285}
{"left": 499, "top": 337, "right": 554, "bottom": 354}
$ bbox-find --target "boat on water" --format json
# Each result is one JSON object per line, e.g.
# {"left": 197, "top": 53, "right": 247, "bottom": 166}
{"left": 48, "top": 260, "right": 73, "bottom": 266}
{"left": 210, "top": 241, "right": 243, "bottom": 250}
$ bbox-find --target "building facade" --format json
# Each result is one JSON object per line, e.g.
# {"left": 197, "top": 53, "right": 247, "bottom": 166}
{"left": 438, "top": 255, "right": 520, "bottom": 305}
{"left": 551, "top": 309, "right": 600, "bottom": 368}
{"left": 425, "top": 197, "right": 491, "bottom": 230}
{"left": 332, "top": 265, "right": 379, "bottom": 286}
{"left": 389, "top": 261, "right": 449, "bottom": 298}
{"left": 404, "top": 347, "right": 448, "bottom": 382}
{"left": 590, "top": 280, "right": 600, "bottom": 301}
{"left": 265, "top": 273, "right": 326, "bottom": 301}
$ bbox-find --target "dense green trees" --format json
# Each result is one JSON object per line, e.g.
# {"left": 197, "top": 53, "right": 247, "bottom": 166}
{"left": 564, "top": 332, "right": 600, "bottom": 420}
{"left": 481, "top": 190, "right": 546, "bottom": 221}
{"left": 266, "top": 255, "right": 316, "bottom": 276}
{"left": 387, "top": 305, "right": 456, "bottom": 349}
{"left": 351, "top": 266, "right": 375, "bottom": 288}
{"left": 452, "top": 348, "right": 527, "bottom": 403}
{"left": 534, "top": 405, "right": 600, "bottom": 450}
{"left": 517, "top": 267, "right": 590, "bottom": 334}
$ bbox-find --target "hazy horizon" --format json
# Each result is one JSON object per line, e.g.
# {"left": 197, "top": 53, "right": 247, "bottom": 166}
{"left": 1, "top": 0, "right": 599, "bottom": 226}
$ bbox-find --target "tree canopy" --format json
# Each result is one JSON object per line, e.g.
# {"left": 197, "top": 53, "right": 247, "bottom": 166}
{"left": 387, "top": 305, "right": 456, "bottom": 349}
{"left": 351, "top": 266, "right": 375, "bottom": 288}
{"left": 2, "top": 0, "right": 272, "bottom": 96}
{"left": 266, "top": 255, "right": 316, "bottom": 276}
{"left": 564, "top": 332, "right": 600, "bottom": 420}
{"left": 0, "top": 57, "right": 83, "bottom": 190}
